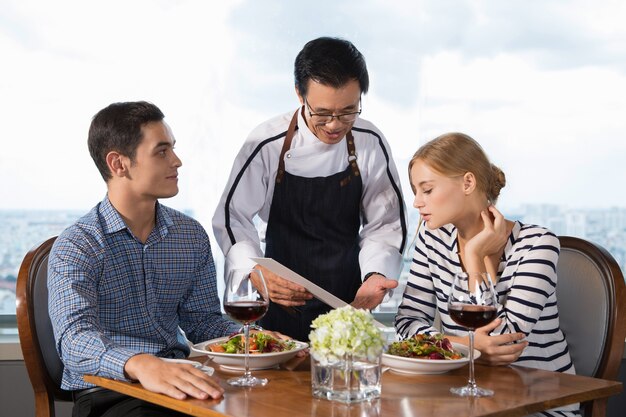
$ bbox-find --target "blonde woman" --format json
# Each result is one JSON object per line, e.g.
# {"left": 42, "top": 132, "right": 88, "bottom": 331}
{"left": 395, "top": 132, "right": 578, "bottom": 417}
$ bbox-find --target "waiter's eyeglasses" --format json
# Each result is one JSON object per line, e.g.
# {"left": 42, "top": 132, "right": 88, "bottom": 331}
{"left": 304, "top": 98, "right": 362, "bottom": 125}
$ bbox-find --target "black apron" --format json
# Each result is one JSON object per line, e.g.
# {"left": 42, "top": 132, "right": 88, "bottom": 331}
{"left": 259, "top": 110, "right": 363, "bottom": 342}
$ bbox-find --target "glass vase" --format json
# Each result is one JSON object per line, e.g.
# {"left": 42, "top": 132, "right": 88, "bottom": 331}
{"left": 311, "top": 352, "right": 382, "bottom": 403}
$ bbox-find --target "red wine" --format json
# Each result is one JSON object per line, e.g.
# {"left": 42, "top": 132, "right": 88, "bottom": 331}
{"left": 449, "top": 304, "right": 497, "bottom": 329}
{"left": 224, "top": 301, "right": 268, "bottom": 323}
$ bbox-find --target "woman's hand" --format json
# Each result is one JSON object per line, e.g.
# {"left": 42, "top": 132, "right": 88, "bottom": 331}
{"left": 465, "top": 206, "right": 508, "bottom": 259}
{"left": 463, "top": 205, "right": 509, "bottom": 274}
{"left": 473, "top": 319, "right": 528, "bottom": 366}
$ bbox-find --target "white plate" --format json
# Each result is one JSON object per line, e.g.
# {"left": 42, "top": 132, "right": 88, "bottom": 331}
{"left": 191, "top": 337, "right": 308, "bottom": 370}
{"left": 382, "top": 342, "right": 480, "bottom": 375}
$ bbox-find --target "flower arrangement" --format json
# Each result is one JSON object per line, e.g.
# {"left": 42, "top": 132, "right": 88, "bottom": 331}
{"left": 309, "top": 305, "right": 385, "bottom": 365}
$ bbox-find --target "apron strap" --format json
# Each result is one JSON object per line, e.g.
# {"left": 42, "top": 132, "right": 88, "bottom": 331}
{"left": 276, "top": 110, "right": 299, "bottom": 184}
{"left": 276, "top": 109, "right": 361, "bottom": 183}
{"left": 346, "top": 130, "right": 360, "bottom": 177}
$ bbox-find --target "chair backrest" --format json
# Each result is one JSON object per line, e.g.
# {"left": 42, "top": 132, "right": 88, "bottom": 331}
{"left": 16, "top": 236, "right": 72, "bottom": 417}
{"left": 556, "top": 236, "right": 626, "bottom": 417}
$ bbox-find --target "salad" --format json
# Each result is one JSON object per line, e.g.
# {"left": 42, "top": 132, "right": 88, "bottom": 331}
{"left": 387, "top": 334, "right": 463, "bottom": 360}
{"left": 208, "top": 332, "right": 296, "bottom": 354}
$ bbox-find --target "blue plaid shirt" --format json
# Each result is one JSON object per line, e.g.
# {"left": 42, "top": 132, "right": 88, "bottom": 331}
{"left": 48, "top": 196, "right": 239, "bottom": 390}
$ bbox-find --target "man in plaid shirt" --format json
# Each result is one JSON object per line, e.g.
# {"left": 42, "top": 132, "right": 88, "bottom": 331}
{"left": 48, "top": 101, "right": 240, "bottom": 417}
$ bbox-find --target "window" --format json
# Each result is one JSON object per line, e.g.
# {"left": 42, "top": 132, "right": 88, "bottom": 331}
{"left": 2, "top": 1, "right": 625, "bottom": 324}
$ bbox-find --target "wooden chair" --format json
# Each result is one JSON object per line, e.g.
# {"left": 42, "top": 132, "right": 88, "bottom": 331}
{"left": 557, "top": 236, "right": 626, "bottom": 417}
{"left": 16, "top": 236, "right": 72, "bottom": 417}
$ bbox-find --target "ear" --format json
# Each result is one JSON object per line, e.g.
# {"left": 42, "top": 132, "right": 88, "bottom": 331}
{"left": 105, "top": 151, "right": 128, "bottom": 178}
{"left": 462, "top": 172, "right": 477, "bottom": 195}
{"left": 295, "top": 86, "right": 304, "bottom": 105}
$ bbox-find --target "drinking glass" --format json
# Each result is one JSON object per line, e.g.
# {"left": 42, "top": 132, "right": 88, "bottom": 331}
{"left": 223, "top": 268, "right": 270, "bottom": 387}
{"left": 447, "top": 271, "right": 499, "bottom": 397}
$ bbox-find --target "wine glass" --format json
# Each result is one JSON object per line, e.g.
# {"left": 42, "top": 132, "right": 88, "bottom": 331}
{"left": 447, "top": 271, "right": 499, "bottom": 397}
{"left": 223, "top": 268, "right": 270, "bottom": 387}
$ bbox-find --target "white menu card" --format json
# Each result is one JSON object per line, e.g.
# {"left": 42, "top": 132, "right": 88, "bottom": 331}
{"left": 251, "top": 257, "right": 385, "bottom": 328}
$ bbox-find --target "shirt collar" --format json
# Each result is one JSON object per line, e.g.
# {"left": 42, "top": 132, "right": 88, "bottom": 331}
{"left": 98, "top": 195, "right": 174, "bottom": 241}
{"left": 99, "top": 195, "right": 128, "bottom": 235}
{"left": 153, "top": 201, "right": 174, "bottom": 240}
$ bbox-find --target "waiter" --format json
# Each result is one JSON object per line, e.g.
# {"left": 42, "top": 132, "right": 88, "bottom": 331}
{"left": 213, "top": 37, "right": 407, "bottom": 341}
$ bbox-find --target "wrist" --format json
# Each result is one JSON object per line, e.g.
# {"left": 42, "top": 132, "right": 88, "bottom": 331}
{"left": 124, "top": 353, "right": 152, "bottom": 381}
{"left": 462, "top": 252, "right": 485, "bottom": 274}
{"left": 364, "top": 271, "right": 385, "bottom": 281}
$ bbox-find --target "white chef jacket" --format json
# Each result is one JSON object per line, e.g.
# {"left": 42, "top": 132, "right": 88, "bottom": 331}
{"left": 212, "top": 108, "right": 407, "bottom": 282}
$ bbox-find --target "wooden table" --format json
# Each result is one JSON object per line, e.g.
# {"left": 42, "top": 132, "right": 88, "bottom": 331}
{"left": 84, "top": 356, "right": 622, "bottom": 417}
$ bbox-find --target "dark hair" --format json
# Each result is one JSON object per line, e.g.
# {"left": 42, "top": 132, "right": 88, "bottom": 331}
{"left": 294, "top": 37, "right": 369, "bottom": 97}
{"left": 409, "top": 132, "right": 507, "bottom": 203}
{"left": 88, "top": 101, "right": 164, "bottom": 181}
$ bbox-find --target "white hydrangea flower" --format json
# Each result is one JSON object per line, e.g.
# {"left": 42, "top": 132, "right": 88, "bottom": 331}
{"left": 309, "top": 305, "right": 384, "bottom": 365}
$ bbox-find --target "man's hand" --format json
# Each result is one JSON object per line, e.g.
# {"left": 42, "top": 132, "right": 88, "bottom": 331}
{"left": 253, "top": 264, "right": 312, "bottom": 307}
{"left": 124, "top": 354, "right": 223, "bottom": 400}
{"left": 351, "top": 274, "right": 398, "bottom": 309}
{"left": 473, "top": 319, "right": 528, "bottom": 366}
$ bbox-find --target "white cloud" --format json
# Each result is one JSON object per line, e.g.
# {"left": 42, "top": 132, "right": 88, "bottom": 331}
{"left": 1, "top": 0, "right": 625, "bottom": 214}
{"left": 362, "top": 38, "right": 626, "bottom": 209}
{"left": 0, "top": 0, "right": 243, "bottom": 212}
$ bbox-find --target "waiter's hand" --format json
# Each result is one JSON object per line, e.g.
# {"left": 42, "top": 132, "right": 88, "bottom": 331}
{"left": 254, "top": 264, "right": 313, "bottom": 307}
{"left": 351, "top": 274, "right": 398, "bottom": 309}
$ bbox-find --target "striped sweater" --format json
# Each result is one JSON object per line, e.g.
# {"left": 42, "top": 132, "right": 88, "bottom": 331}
{"left": 396, "top": 221, "right": 579, "bottom": 416}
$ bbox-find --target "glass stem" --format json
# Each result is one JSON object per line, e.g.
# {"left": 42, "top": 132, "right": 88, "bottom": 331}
{"left": 243, "top": 323, "right": 251, "bottom": 379}
{"left": 468, "top": 330, "right": 477, "bottom": 390}
{"left": 343, "top": 353, "right": 350, "bottom": 388}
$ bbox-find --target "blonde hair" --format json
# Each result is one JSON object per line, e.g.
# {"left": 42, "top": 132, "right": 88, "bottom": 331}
{"left": 409, "top": 132, "right": 506, "bottom": 203}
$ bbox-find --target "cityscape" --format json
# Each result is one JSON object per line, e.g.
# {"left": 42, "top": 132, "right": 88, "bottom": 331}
{"left": 1, "top": 205, "right": 625, "bottom": 315}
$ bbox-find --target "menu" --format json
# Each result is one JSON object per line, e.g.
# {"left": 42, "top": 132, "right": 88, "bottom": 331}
{"left": 251, "top": 257, "right": 385, "bottom": 328}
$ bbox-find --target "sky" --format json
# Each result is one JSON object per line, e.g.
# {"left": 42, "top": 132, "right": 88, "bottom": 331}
{"left": 2, "top": 0, "right": 626, "bottom": 226}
